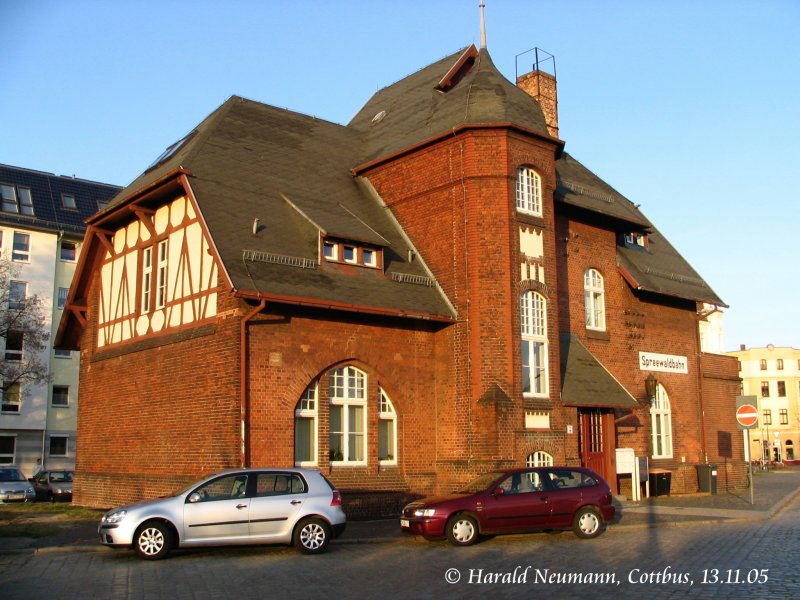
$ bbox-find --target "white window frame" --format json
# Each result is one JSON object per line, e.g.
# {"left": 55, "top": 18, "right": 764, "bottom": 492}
{"left": 1, "top": 383, "right": 21, "bottom": 414}
{"left": 362, "top": 247, "right": 377, "bottom": 268}
{"left": 343, "top": 245, "right": 357, "bottom": 264}
{"left": 141, "top": 246, "right": 153, "bottom": 313}
{"left": 57, "top": 287, "right": 69, "bottom": 310}
{"left": 520, "top": 291, "right": 548, "bottom": 397}
{"left": 378, "top": 388, "right": 397, "bottom": 465}
{"left": 650, "top": 384, "right": 673, "bottom": 459}
{"left": 525, "top": 451, "right": 553, "bottom": 467}
{"left": 516, "top": 166, "right": 542, "bottom": 217}
{"left": 329, "top": 366, "right": 367, "bottom": 465}
{"left": 1, "top": 184, "right": 34, "bottom": 216}
{"left": 323, "top": 240, "right": 338, "bottom": 261}
{"left": 9, "top": 280, "right": 26, "bottom": 310}
{"left": 584, "top": 268, "right": 606, "bottom": 331}
{"left": 155, "top": 240, "right": 168, "bottom": 310}
{"left": 12, "top": 232, "right": 30, "bottom": 262}
{"left": 0, "top": 434, "right": 16, "bottom": 464}
{"left": 294, "top": 382, "right": 318, "bottom": 466}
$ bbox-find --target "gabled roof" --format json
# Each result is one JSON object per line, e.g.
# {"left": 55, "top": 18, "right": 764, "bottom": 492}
{"left": 555, "top": 153, "right": 725, "bottom": 307}
{"left": 560, "top": 333, "right": 638, "bottom": 408}
{"left": 90, "top": 96, "right": 456, "bottom": 321}
{"left": 0, "top": 164, "right": 120, "bottom": 236}
{"left": 350, "top": 46, "right": 557, "bottom": 168}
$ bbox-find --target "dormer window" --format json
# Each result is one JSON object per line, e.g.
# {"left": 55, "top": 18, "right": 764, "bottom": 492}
{"left": 322, "top": 238, "right": 382, "bottom": 269}
{"left": 323, "top": 241, "right": 338, "bottom": 261}
{"left": 516, "top": 167, "right": 542, "bottom": 217}
{"left": 624, "top": 232, "right": 648, "bottom": 248}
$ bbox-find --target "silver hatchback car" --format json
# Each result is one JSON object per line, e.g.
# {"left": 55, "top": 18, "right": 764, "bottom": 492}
{"left": 98, "top": 468, "right": 346, "bottom": 559}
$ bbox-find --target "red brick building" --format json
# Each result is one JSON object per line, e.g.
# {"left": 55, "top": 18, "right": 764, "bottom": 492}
{"left": 57, "top": 44, "right": 745, "bottom": 509}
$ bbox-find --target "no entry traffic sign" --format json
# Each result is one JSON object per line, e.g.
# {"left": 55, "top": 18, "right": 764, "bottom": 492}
{"left": 736, "top": 404, "right": 759, "bottom": 428}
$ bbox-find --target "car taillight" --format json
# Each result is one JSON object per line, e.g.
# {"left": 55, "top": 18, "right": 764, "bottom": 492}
{"left": 331, "top": 490, "right": 342, "bottom": 506}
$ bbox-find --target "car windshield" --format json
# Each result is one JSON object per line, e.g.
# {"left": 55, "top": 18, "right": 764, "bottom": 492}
{"left": 458, "top": 471, "right": 505, "bottom": 494}
{"left": 0, "top": 468, "right": 25, "bottom": 482}
{"left": 49, "top": 471, "right": 73, "bottom": 482}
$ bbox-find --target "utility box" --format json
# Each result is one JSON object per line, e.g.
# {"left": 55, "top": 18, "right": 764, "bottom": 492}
{"left": 696, "top": 464, "right": 718, "bottom": 494}
{"left": 648, "top": 470, "right": 671, "bottom": 496}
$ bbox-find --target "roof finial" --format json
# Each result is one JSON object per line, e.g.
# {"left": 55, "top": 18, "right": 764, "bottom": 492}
{"left": 479, "top": 1, "right": 487, "bottom": 49}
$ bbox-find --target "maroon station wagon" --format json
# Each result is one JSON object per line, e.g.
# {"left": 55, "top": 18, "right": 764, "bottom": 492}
{"left": 401, "top": 467, "right": 615, "bottom": 545}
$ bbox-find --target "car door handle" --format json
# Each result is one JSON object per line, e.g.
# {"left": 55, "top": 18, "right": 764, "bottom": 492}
{"left": 290, "top": 500, "right": 302, "bottom": 505}
{"left": 236, "top": 504, "right": 248, "bottom": 509}
{"left": 540, "top": 496, "right": 549, "bottom": 502}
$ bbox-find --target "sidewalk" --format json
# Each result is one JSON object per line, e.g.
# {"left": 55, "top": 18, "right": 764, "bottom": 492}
{"left": 2, "top": 468, "right": 798, "bottom": 553}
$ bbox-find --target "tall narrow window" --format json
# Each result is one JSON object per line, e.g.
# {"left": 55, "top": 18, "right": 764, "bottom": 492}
{"left": 650, "top": 384, "right": 673, "bottom": 459}
{"left": 8, "top": 281, "right": 26, "bottom": 310}
{"left": 294, "top": 382, "right": 318, "bottom": 466}
{"left": 0, "top": 435, "right": 15, "bottom": 464}
{"left": 516, "top": 166, "right": 542, "bottom": 216}
{"left": 777, "top": 359, "right": 784, "bottom": 370}
{"left": 777, "top": 381, "right": 786, "bottom": 397}
{"left": 520, "top": 291, "right": 548, "bottom": 397}
{"left": 141, "top": 247, "right": 153, "bottom": 313}
{"left": 761, "top": 381, "right": 770, "bottom": 397}
{"left": 52, "top": 385, "right": 69, "bottom": 407}
{"left": 378, "top": 388, "right": 397, "bottom": 464}
{"left": 760, "top": 359, "right": 767, "bottom": 370}
{"left": 156, "top": 240, "right": 168, "bottom": 309}
{"left": 584, "top": 268, "right": 605, "bottom": 331}
{"left": 12, "top": 232, "right": 30, "bottom": 262}
{"left": 329, "top": 366, "right": 366, "bottom": 464}
{"left": 780, "top": 409, "right": 789, "bottom": 425}
{"left": 763, "top": 409, "right": 772, "bottom": 426}
{"left": 57, "top": 287, "right": 69, "bottom": 309}
{"left": 5, "top": 332, "right": 23, "bottom": 361}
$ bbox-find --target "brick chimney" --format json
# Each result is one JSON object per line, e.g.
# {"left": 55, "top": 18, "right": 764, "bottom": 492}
{"left": 517, "top": 48, "right": 558, "bottom": 138}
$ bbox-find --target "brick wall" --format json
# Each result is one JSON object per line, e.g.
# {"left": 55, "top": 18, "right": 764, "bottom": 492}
{"left": 74, "top": 278, "right": 242, "bottom": 508}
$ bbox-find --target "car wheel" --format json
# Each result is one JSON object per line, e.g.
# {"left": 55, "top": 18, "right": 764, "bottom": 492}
{"left": 446, "top": 514, "right": 478, "bottom": 546}
{"left": 293, "top": 518, "right": 331, "bottom": 554}
{"left": 572, "top": 506, "right": 603, "bottom": 539}
{"left": 47, "top": 492, "right": 54, "bottom": 503}
{"left": 134, "top": 521, "right": 174, "bottom": 560}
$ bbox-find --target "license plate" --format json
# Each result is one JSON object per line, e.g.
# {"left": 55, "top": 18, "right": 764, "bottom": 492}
{"left": 400, "top": 519, "right": 409, "bottom": 528}
{"left": 8, "top": 493, "right": 24, "bottom": 500}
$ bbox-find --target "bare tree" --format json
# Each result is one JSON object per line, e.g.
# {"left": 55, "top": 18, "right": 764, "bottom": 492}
{"left": 0, "top": 259, "right": 50, "bottom": 401}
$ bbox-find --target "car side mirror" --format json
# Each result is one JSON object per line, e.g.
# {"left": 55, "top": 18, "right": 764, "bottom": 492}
{"left": 491, "top": 487, "right": 505, "bottom": 497}
{"left": 188, "top": 492, "right": 202, "bottom": 504}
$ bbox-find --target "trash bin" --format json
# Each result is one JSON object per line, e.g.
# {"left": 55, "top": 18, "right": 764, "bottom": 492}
{"left": 648, "top": 470, "right": 671, "bottom": 496}
{"left": 696, "top": 464, "right": 718, "bottom": 494}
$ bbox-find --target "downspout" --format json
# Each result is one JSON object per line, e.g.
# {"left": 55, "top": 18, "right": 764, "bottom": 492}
{"left": 695, "top": 310, "right": 709, "bottom": 464}
{"left": 240, "top": 298, "right": 266, "bottom": 467}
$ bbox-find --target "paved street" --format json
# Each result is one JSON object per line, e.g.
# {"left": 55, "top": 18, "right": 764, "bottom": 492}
{"left": 1, "top": 487, "right": 799, "bottom": 600}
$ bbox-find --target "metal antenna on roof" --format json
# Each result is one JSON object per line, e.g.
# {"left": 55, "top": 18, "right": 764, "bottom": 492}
{"left": 479, "top": 1, "right": 487, "bottom": 49}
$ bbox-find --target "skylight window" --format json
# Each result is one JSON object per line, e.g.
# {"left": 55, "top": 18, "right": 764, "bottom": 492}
{"left": 145, "top": 130, "right": 196, "bottom": 172}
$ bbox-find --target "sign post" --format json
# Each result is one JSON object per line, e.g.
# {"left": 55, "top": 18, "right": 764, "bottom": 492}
{"left": 736, "top": 396, "right": 759, "bottom": 505}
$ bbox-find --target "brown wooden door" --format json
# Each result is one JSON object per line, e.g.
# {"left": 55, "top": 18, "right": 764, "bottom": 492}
{"left": 580, "top": 409, "right": 615, "bottom": 489}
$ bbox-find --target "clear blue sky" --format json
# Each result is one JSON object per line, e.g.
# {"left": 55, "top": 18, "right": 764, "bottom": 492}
{"left": 2, "top": 0, "right": 798, "bottom": 351}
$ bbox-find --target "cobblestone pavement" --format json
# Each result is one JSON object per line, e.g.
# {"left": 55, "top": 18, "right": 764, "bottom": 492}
{"left": 1, "top": 470, "right": 798, "bottom": 599}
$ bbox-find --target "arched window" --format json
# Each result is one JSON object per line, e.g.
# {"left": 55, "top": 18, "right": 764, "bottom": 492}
{"left": 294, "top": 382, "right": 318, "bottom": 466}
{"left": 650, "top": 384, "right": 673, "bottom": 459}
{"left": 516, "top": 166, "right": 542, "bottom": 216}
{"left": 378, "top": 388, "right": 397, "bottom": 464}
{"left": 584, "top": 268, "right": 605, "bottom": 331}
{"left": 526, "top": 451, "right": 553, "bottom": 467}
{"left": 520, "top": 291, "right": 548, "bottom": 397}
{"left": 329, "top": 366, "right": 367, "bottom": 464}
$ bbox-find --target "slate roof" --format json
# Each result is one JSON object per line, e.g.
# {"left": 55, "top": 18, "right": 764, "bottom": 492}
{"left": 349, "top": 47, "right": 554, "bottom": 167}
{"left": 559, "top": 334, "right": 638, "bottom": 409}
{"left": 0, "top": 164, "right": 121, "bottom": 236}
{"left": 556, "top": 153, "right": 725, "bottom": 306}
{"left": 101, "top": 97, "right": 456, "bottom": 320}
